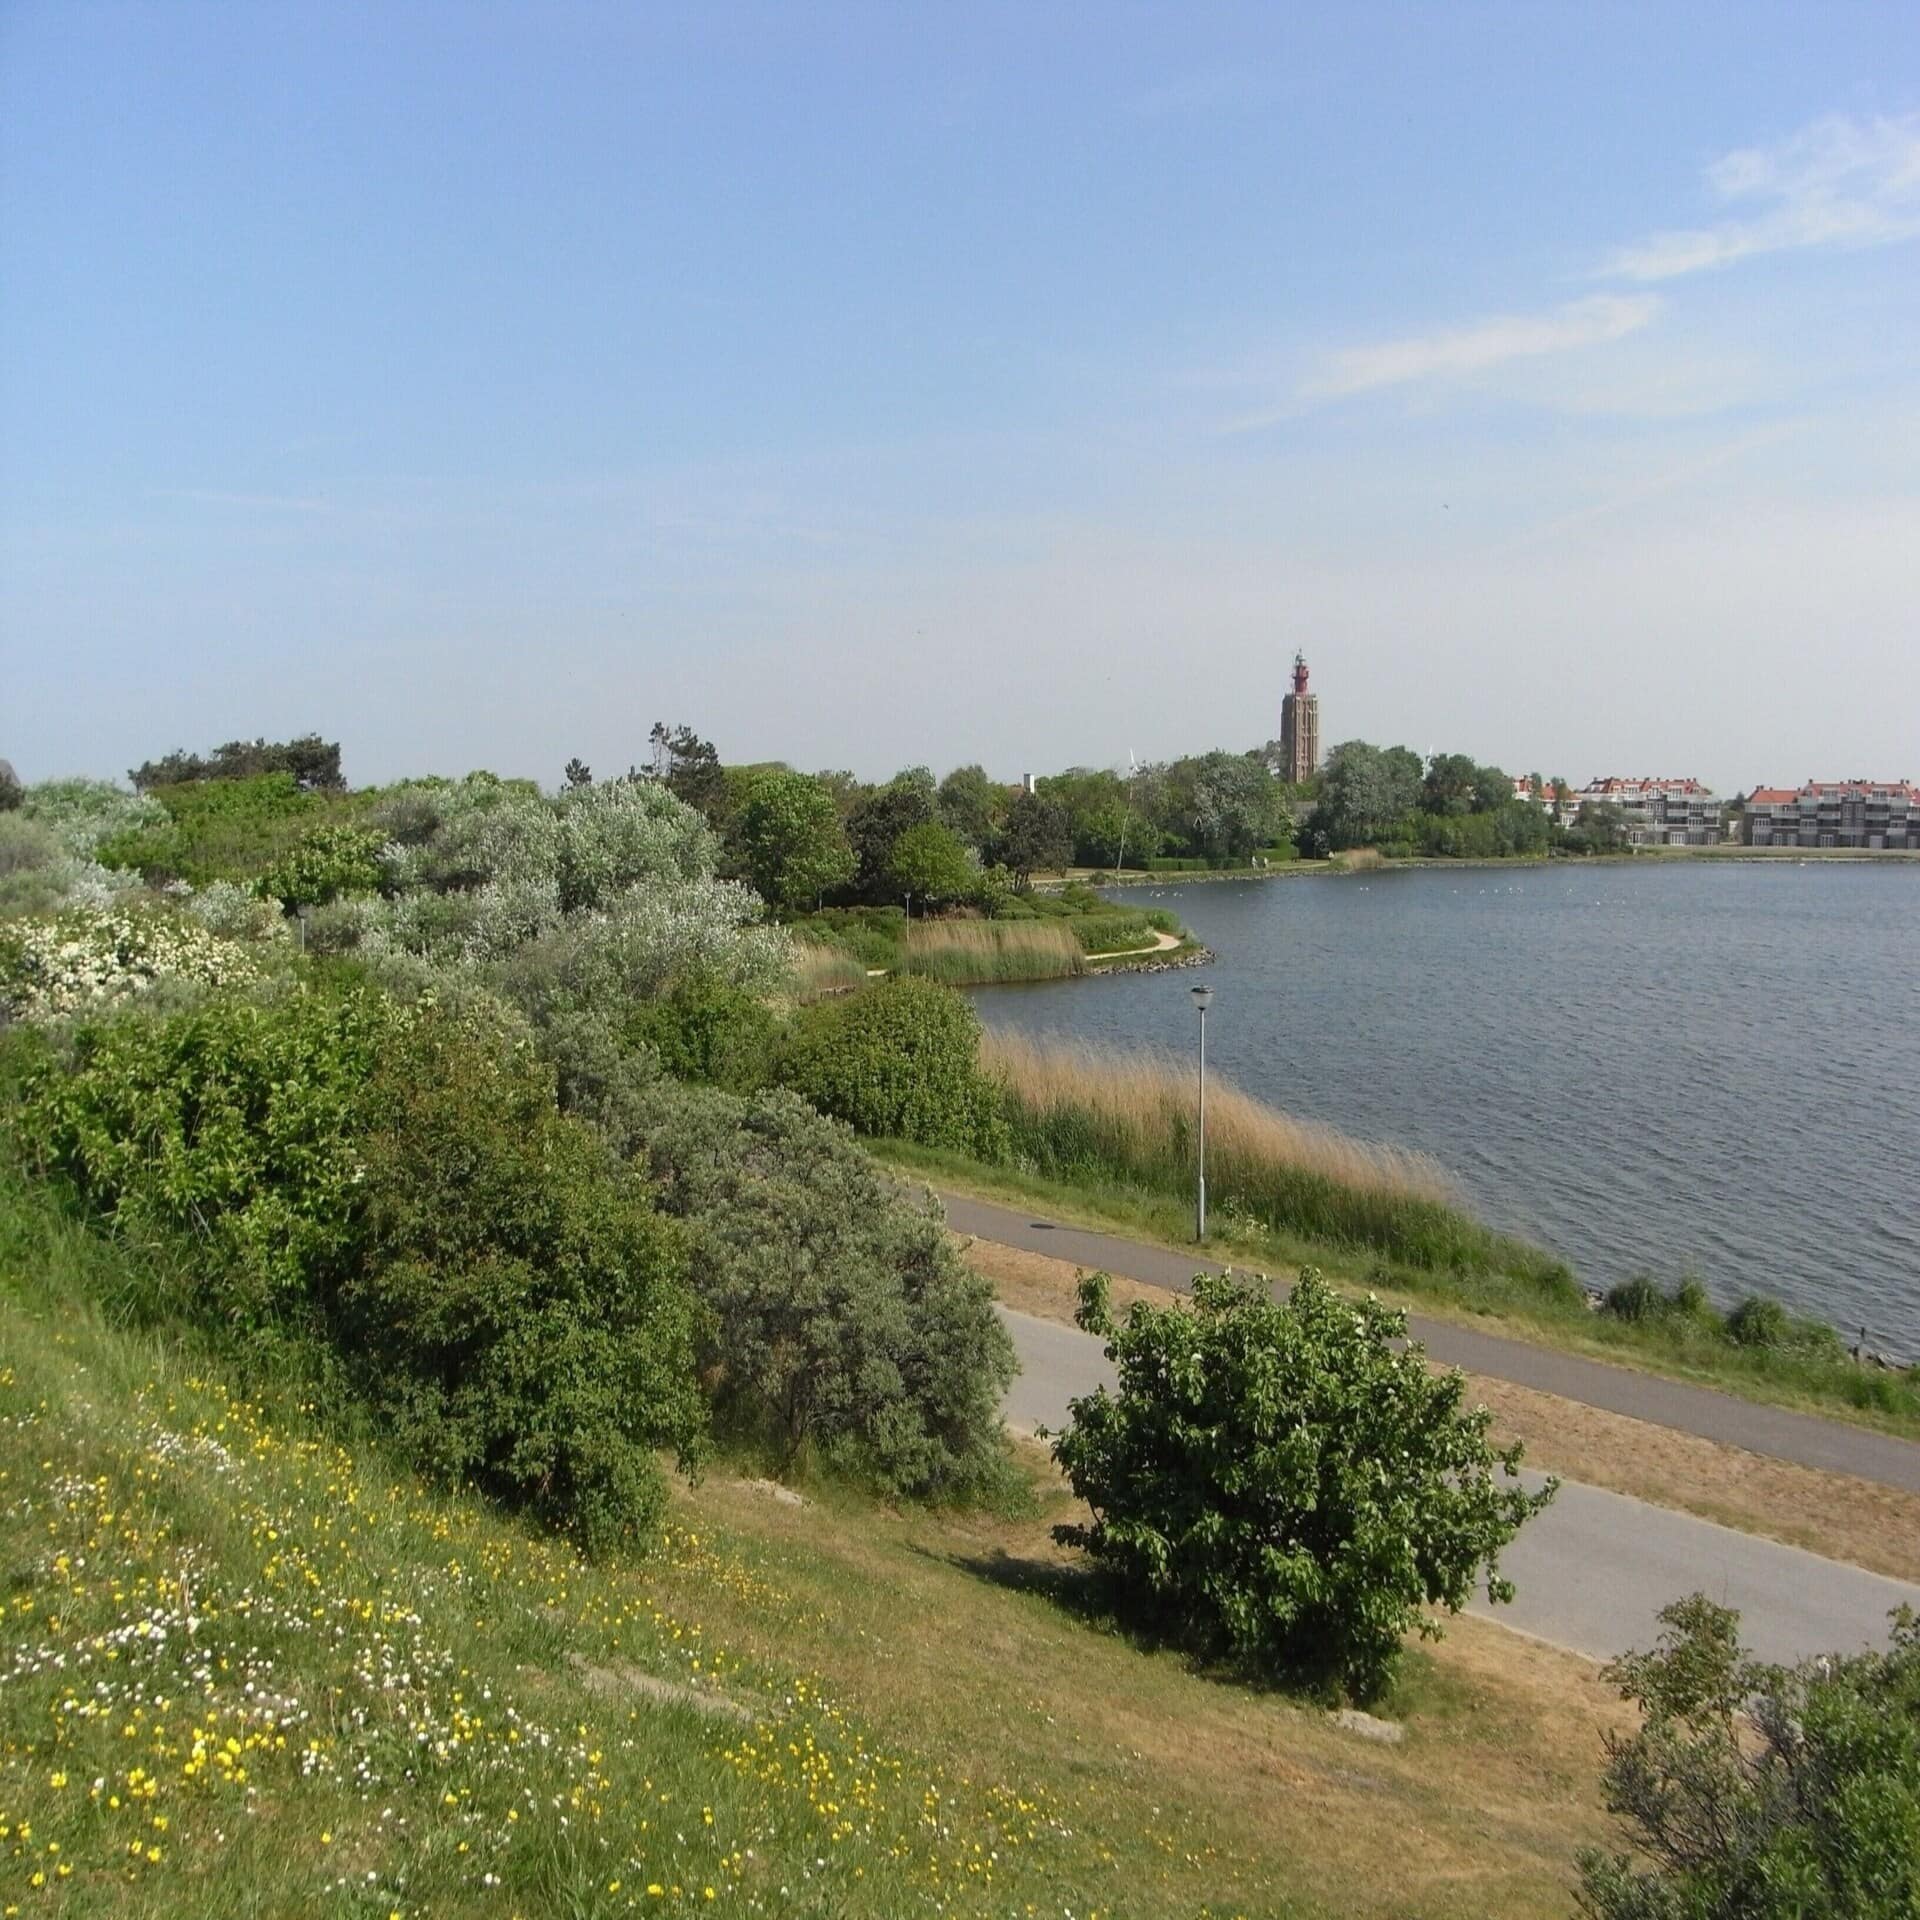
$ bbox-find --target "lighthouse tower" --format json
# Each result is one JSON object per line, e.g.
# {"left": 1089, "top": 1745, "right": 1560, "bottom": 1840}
{"left": 1278, "top": 651, "right": 1320, "bottom": 785}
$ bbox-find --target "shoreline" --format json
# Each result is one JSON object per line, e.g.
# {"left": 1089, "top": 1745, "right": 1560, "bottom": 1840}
{"left": 1069, "top": 845, "right": 1920, "bottom": 889}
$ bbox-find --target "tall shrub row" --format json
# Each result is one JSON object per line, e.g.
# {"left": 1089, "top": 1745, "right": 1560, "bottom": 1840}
{"left": 10, "top": 984, "right": 707, "bottom": 1550}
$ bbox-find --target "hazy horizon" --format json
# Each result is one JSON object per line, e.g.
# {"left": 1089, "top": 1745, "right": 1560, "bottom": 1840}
{"left": 5, "top": 4, "right": 1917, "bottom": 794}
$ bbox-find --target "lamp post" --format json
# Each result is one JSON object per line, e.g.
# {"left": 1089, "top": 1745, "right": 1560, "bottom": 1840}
{"left": 1190, "top": 983, "right": 1213, "bottom": 1240}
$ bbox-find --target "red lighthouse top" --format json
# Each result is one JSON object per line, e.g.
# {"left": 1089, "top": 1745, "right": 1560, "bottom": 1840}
{"left": 1290, "top": 650, "right": 1310, "bottom": 696}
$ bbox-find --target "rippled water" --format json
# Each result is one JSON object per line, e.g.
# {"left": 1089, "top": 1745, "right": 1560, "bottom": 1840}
{"left": 969, "top": 865, "right": 1920, "bottom": 1346}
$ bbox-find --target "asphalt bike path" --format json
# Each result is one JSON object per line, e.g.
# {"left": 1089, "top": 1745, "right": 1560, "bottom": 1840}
{"left": 942, "top": 1190, "right": 1920, "bottom": 1494}
{"left": 999, "top": 1305, "right": 1920, "bottom": 1667}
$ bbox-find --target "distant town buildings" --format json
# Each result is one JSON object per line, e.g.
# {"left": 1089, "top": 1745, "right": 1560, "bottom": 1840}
{"left": 1572, "top": 776, "right": 1724, "bottom": 846}
{"left": 1742, "top": 780, "right": 1920, "bottom": 850}
{"left": 1278, "top": 652, "right": 1320, "bottom": 785}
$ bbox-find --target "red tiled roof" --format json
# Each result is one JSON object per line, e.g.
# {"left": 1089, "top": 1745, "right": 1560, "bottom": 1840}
{"left": 1744, "top": 781, "right": 1919, "bottom": 806}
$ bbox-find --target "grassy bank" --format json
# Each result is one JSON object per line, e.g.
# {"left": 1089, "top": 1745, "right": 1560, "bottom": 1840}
{"left": 0, "top": 1173, "right": 1623, "bottom": 1919}
{"left": 878, "top": 1141, "right": 1920, "bottom": 1443}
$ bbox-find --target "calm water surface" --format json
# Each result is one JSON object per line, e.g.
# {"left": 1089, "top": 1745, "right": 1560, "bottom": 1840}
{"left": 970, "top": 865, "right": 1920, "bottom": 1346}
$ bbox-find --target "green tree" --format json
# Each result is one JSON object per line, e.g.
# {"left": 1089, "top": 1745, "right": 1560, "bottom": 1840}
{"left": 632, "top": 1081, "right": 1017, "bottom": 1496}
{"left": 1307, "top": 741, "right": 1424, "bottom": 853}
{"left": 888, "top": 820, "right": 974, "bottom": 908}
{"left": 847, "top": 769, "right": 938, "bottom": 901}
{"left": 995, "top": 790, "right": 1072, "bottom": 885}
{"left": 622, "top": 974, "right": 780, "bottom": 1094}
{"left": 130, "top": 734, "right": 344, "bottom": 792}
{"left": 733, "top": 769, "right": 857, "bottom": 911}
{"left": 0, "top": 760, "right": 22, "bottom": 812}
{"left": 1578, "top": 1596, "right": 1920, "bottom": 1920}
{"left": 563, "top": 757, "right": 593, "bottom": 789}
{"left": 1157, "top": 751, "right": 1290, "bottom": 861}
{"left": 937, "top": 764, "right": 1008, "bottom": 851}
{"left": 1051, "top": 1269, "right": 1554, "bottom": 1698}
{"left": 646, "top": 721, "right": 728, "bottom": 825}
{"left": 1563, "top": 801, "right": 1630, "bottom": 854}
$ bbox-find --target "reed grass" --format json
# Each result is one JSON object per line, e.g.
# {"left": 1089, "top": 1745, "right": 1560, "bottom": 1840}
{"left": 980, "top": 1028, "right": 1575, "bottom": 1292}
{"left": 904, "top": 919, "right": 1086, "bottom": 985}
{"left": 790, "top": 938, "right": 872, "bottom": 998}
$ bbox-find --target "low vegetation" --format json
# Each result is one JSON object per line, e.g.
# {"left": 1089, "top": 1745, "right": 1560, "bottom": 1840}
{"left": 0, "top": 1188, "right": 1644, "bottom": 1918}
{"left": 902, "top": 917, "right": 1085, "bottom": 983}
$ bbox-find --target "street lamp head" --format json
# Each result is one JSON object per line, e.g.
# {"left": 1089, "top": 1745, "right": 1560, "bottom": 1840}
{"left": 1190, "top": 983, "right": 1213, "bottom": 1012}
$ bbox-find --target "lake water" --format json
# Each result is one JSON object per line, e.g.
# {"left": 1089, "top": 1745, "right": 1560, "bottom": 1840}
{"left": 969, "top": 864, "right": 1920, "bottom": 1348}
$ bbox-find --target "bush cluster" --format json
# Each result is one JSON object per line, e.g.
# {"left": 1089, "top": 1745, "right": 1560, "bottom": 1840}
{"left": 1580, "top": 1594, "right": 1920, "bottom": 1919}
{"left": 1051, "top": 1269, "right": 1554, "bottom": 1699}
{"left": 632, "top": 1081, "right": 1015, "bottom": 1498}
{"left": 1602, "top": 1272, "right": 1838, "bottom": 1357}
{"left": 10, "top": 984, "right": 705, "bottom": 1549}
{"left": 256, "top": 823, "right": 385, "bottom": 910}
{"left": 776, "top": 973, "right": 1009, "bottom": 1158}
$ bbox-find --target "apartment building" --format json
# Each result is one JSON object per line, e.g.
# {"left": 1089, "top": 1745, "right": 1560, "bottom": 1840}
{"left": 1742, "top": 780, "right": 1920, "bottom": 849}
{"left": 1573, "top": 776, "right": 1723, "bottom": 846}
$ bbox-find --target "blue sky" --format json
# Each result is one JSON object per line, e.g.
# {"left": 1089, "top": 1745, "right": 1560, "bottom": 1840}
{"left": 4, "top": 2, "right": 1917, "bottom": 790}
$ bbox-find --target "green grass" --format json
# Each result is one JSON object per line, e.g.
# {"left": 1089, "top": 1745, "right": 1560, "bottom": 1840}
{"left": 877, "top": 1140, "right": 1920, "bottom": 1443}
{"left": 0, "top": 1170, "right": 1621, "bottom": 1919}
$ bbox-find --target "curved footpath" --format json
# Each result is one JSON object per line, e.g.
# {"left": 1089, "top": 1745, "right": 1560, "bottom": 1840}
{"left": 1000, "top": 1305, "right": 1920, "bottom": 1667}
{"left": 942, "top": 1191, "right": 1920, "bottom": 1493}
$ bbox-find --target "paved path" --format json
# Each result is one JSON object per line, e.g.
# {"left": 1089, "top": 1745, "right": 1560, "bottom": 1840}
{"left": 944, "top": 1190, "right": 1920, "bottom": 1494}
{"left": 1000, "top": 1306, "right": 1920, "bottom": 1666}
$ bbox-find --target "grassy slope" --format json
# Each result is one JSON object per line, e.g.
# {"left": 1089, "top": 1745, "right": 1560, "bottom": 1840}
{"left": 0, "top": 1178, "right": 1623, "bottom": 1920}
{"left": 876, "top": 1143, "right": 1920, "bottom": 1443}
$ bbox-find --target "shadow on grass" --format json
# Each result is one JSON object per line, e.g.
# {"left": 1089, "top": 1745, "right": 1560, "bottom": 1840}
{"left": 928, "top": 1543, "right": 1359, "bottom": 1707}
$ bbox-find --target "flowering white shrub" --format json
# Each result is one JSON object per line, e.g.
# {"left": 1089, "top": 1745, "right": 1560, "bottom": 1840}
{"left": 181, "top": 879, "right": 290, "bottom": 944}
{"left": 0, "top": 907, "right": 259, "bottom": 1022}
{"left": 20, "top": 778, "right": 164, "bottom": 855}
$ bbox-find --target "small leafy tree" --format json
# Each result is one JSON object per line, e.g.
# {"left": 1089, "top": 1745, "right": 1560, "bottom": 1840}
{"left": 0, "top": 760, "right": 22, "bottom": 812}
{"left": 1578, "top": 1596, "right": 1920, "bottom": 1920}
{"left": 623, "top": 973, "right": 780, "bottom": 1094}
{"left": 1051, "top": 1269, "right": 1555, "bottom": 1698}
{"left": 563, "top": 757, "right": 593, "bottom": 789}
{"left": 887, "top": 820, "right": 974, "bottom": 909}
{"left": 733, "top": 769, "right": 857, "bottom": 912}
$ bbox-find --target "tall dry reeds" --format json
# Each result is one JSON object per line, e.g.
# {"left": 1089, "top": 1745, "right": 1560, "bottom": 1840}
{"left": 904, "top": 920, "right": 1085, "bottom": 985}
{"left": 980, "top": 1028, "right": 1571, "bottom": 1288}
{"left": 789, "top": 940, "right": 872, "bottom": 999}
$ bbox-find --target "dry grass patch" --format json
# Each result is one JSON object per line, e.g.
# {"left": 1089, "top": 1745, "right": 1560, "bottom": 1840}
{"left": 958, "top": 1234, "right": 1920, "bottom": 1584}
{"left": 665, "top": 1449, "right": 1627, "bottom": 1920}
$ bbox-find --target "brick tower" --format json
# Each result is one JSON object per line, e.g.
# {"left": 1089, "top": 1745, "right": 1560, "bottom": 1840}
{"left": 1278, "top": 651, "right": 1320, "bottom": 785}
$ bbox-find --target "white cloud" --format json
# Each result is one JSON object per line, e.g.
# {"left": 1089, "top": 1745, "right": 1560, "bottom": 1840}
{"left": 1603, "top": 112, "right": 1920, "bottom": 281}
{"left": 1298, "top": 294, "right": 1660, "bottom": 400}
